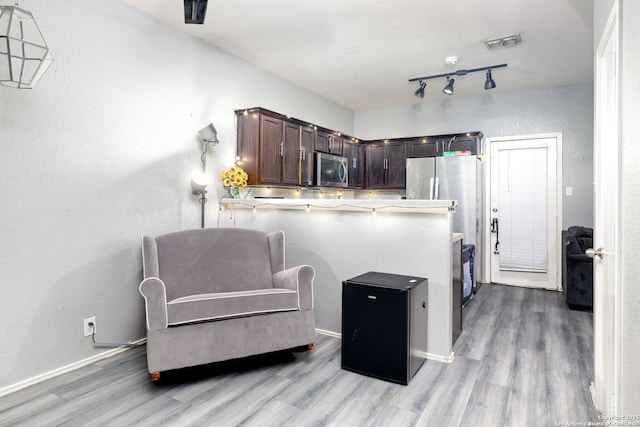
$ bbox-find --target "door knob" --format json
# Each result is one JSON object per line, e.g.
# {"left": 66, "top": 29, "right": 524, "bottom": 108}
{"left": 586, "top": 248, "right": 603, "bottom": 259}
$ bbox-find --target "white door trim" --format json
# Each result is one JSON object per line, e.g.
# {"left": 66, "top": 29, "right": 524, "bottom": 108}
{"left": 592, "top": 0, "right": 622, "bottom": 415}
{"left": 483, "top": 133, "right": 563, "bottom": 289}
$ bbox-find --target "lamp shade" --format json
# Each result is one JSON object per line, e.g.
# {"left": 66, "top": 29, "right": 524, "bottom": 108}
{"left": 443, "top": 78, "right": 455, "bottom": 95}
{"left": 190, "top": 172, "right": 209, "bottom": 194}
{"left": 484, "top": 70, "right": 496, "bottom": 90}
{"left": 0, "top": 6, "right": 53, "bottom": 89}
{"left": 199, "top": 122, "right": 219, "bottom": 145}
{"left": 414, "top": 81, "right": 426, "bottom": 98}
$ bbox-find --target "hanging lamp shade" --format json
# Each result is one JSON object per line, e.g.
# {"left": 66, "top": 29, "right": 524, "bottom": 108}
{"left": 0, "top": 5, "right": 53, "bottom": 89}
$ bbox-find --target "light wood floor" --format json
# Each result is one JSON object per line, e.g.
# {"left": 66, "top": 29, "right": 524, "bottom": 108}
{"left": 0, "top": 284, "right": 598, "bottom": 426}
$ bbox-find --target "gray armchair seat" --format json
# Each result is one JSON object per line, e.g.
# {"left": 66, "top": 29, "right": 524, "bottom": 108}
{"left": 139, "top": 227, "right": 316, "bottom": 378}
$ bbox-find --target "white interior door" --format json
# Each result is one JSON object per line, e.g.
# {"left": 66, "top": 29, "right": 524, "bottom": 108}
{"left": 488, "top": 135, "right": 560, "bottom": 290}
{"left": 592, "top": 3, "right": 620, "bottom": 415}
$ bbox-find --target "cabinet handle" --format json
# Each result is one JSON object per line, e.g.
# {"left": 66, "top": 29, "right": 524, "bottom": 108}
{"left": 279, "top": 141, "right": 284, "bottom": 157}
{"left": 301, "top": 146, "right": 306, "bottom": 161}
{"left": 352, "top": 157, "right": 357, "bottom": 169}
{"left": 329, "top": 136, "right": 334, "bottom": 151}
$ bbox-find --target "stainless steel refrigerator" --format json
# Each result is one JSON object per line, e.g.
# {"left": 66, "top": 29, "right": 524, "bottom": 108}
{"left": 406, "top": 155, "right": 480, "bottom": 250}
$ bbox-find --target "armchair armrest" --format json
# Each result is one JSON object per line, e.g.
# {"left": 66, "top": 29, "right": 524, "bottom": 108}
{"left": 273, "top": 265, "right": 315, "bottom": 310}
{"left": 139, "top": 277, "right": 168, "bottom": 331}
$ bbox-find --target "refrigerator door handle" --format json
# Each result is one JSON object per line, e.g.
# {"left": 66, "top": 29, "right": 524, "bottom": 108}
{"left": 429, "top": 177, "right": 435, "bottom": 200}
{"left": 434, "top": 177, "right": 440, "bottom": 200}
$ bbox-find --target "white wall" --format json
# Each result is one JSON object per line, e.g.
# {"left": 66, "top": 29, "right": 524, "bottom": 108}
{"left": 618, "top": 0, "right": 640, "bottom": 414}
{"left": 0, "top": 0, "right": 353, "bottom": 391}
{"left": 354, "top": 83, "right": 594, "bottom": 230}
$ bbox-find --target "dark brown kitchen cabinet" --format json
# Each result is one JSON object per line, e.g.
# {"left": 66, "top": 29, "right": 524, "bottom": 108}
{"left": 431, "top": 134, "right": 482, "bottom": 155}
{"left": 258, "top": 115, "right": 283, "bottom": 185}
{"left": 299, "top": 125, "right": 315, "bottom": 187}
{"left": 316, "top": 130, "right": 343, "bottom": 155}
{"left": 365, "top": 141, "right": 406, "bottom": 189}
{"left": 236, "top": 109, "right": 310, "bottom": 186}
{"left": 343, "top": 140, "right": 364, "bottom": 189}
{"left": 407, "top": 133, "right": 482, "bottom": 158}
{"left": 407, "top": 137, "right": 438, "bottom": 158}
{"left": 282, "top": 121, "right": 302, "bottom": 185}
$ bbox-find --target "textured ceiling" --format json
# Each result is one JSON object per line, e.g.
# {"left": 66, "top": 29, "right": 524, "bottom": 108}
{"left": 120, "top": 0, "right": 594, "bottom": 110}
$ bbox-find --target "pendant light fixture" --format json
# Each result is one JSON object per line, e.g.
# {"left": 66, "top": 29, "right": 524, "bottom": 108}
{"left": 484, "top": 70, "right": 496, "bottom": 89}
{"left": 414, "top": 81, "right": 426, "bottom": 98}
{"left": 0, "top": 3, "right": 53, "bottom": 89}
{"left": 442, "top": 77, "right": 455, "bottom": 95}
{"left": 410, "top": 63, "right": 507, "bottom": 98}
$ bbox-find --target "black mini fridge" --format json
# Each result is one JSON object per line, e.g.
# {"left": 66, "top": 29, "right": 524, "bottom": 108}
{"left": 341, "top": 271, "right": 428, "bottom": 385}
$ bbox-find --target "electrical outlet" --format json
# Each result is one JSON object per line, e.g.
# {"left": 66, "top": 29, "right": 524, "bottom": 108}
{"left": 83, "top": 317, "right": 96, "bottom": 337}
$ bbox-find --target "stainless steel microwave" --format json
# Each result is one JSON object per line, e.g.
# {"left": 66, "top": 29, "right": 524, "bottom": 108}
{"left": 316, "top": 152, "right": 348, "bottom": 188}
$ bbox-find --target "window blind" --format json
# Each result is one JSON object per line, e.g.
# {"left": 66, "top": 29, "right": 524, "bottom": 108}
{"left": 498, "top": 147, "right": 548, "bottom": 272}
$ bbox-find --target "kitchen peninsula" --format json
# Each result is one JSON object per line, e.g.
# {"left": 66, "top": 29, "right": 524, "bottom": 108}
{"left": 220, "top": 197, "right": 460, "bottom": 362}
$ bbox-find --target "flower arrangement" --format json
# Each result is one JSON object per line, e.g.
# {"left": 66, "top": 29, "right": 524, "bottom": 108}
{"left": 220, "top": 165, "right": 248, "bottom": 197}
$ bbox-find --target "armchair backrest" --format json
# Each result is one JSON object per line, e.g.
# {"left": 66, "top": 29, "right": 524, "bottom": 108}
{"left": 142, "top": 228, "right": 285, "bottom": 301}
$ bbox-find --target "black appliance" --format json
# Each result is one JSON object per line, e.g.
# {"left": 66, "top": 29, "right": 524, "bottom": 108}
{"left": 341, "top": 271, "right": 428, "bottom": 385}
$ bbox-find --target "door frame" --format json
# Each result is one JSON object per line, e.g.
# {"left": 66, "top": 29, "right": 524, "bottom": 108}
{"left": 591, "top": 0, "right": 622, "bottom": 414}
{"left": 483, "top": 133, "right": 563, "bottom": 289}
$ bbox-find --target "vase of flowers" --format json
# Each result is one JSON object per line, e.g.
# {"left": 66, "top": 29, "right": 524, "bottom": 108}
{"left": 220, "top": 165, "right": 248, "bottom": 198}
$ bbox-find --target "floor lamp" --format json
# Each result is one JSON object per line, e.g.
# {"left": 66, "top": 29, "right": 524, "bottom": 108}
{"left": 190, "top": 123, "right": 219, "bottom": 228}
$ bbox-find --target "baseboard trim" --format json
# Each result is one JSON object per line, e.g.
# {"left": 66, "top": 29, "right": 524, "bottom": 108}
{"left": 315, "top": 328, "right": 342, "bottom": 339}
{"left": 315, "top": 329, "right": 454, "bottom": 363}
{"left": 418, "top": 350, "right": 455, "bottom": 364}
{"left": 0, "top": 338, "right": 146, "bottom": 398}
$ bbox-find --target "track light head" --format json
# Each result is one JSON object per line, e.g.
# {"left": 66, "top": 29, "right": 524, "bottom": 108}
{"left": 443, "top": 77, "right": 455, "bottom": 95}
{"left": 414, "top": 81, "right": 426, "bottom": 98}
{"left": 484, "top": 70, "right": 496, "bottom": 90}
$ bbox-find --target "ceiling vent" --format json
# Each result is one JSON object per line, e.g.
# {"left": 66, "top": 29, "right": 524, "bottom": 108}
{"left": 484, "top": 33, "right": 522, "bottom": 50}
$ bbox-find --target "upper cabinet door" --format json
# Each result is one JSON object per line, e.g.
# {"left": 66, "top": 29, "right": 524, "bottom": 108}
{"left": 282, "top": 121, "right": 301, "bottom": 185}
{"left": 344, "top": 141, "right": 363, "bottom": 189}
{"left": 408, "top": 138, "right": 438, "bottom": 158}
{"left": 365, "top": 144, "right": 387, "bottom": 189}
{"left": 300, "top": 125, "right": 315, "bottom": 187}
{"left": 316, "top": 130, "right": 331, "bottom": 153}
{"left": 259, "top": 115, "right": 284, "bottom": 185}
{"left": 385, "top": 142, "right": 407, "bottom": 189}
{"left": 330, "top": 135, "right": 343, "bottom": 155}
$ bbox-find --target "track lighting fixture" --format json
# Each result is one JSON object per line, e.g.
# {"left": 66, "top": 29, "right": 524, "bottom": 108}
{"left": 443, "top": 77, "right": 455, "bottom": 95}
{"left": 414, "top": 81, "right": 426, "bottom": 98}
{"left": 409, "top": 63, "right": 507, "bottom": 98}
{"left": 484, "top": 70, "right": 496, "bottom": 90}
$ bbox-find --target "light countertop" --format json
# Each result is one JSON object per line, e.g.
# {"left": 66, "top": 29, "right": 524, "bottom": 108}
{"left": 220, "top": 198, "right": 457, "bottom": 214}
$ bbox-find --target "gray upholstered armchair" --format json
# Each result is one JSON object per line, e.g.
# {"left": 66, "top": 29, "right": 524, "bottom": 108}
{"left": 139, "top": 227, "right": 316, "bottom": 379}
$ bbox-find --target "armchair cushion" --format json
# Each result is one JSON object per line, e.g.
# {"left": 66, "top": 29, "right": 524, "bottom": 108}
{"left": 167, "top": 288, "right": 298, "bottom": 325}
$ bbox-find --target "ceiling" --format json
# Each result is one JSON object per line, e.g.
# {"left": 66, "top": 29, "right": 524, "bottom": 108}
{"left": 120, "top": 0, "right": 594, "bottom": 111}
